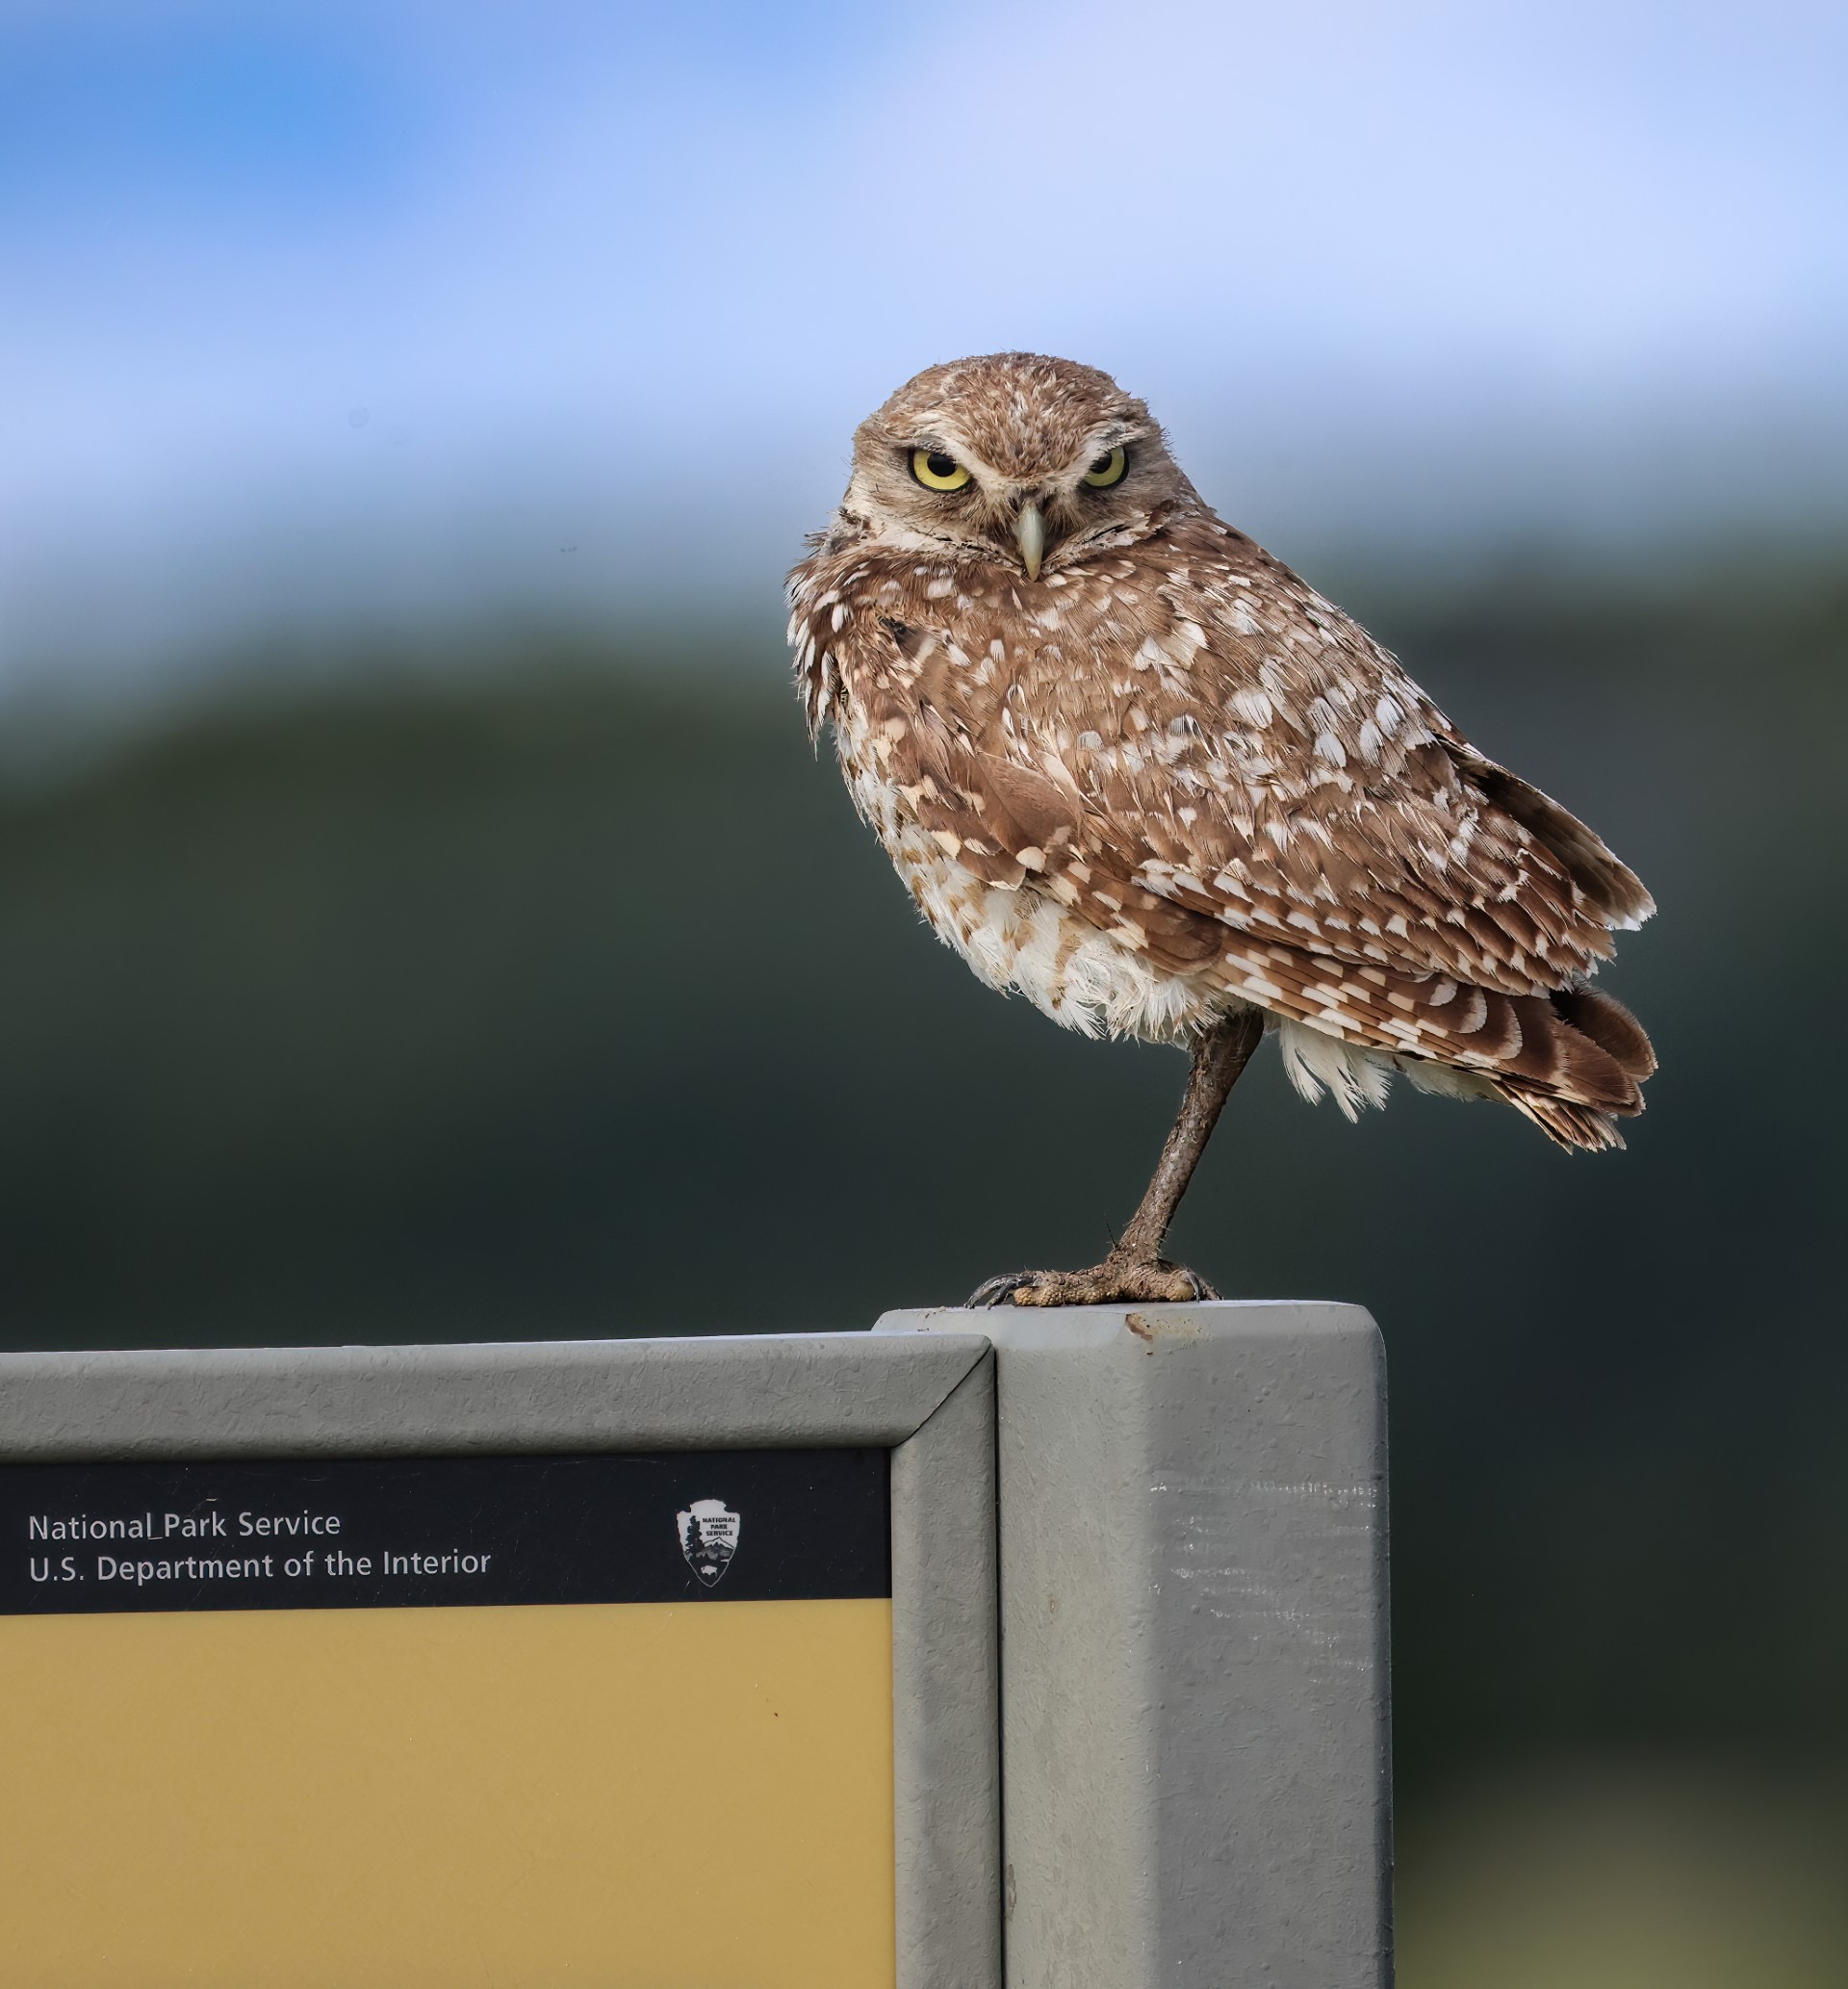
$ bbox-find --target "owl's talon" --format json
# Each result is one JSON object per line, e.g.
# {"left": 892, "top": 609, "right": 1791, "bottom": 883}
{"left": 968, "top": 1271, "right": 1038, "bottom": 1308}
{"left": 965, "top": 1258, "right": 1219, "bottom": 1309}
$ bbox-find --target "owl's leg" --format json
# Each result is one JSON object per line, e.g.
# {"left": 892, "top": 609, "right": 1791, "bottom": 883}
{"left": 968, "top": 1005, "right": 1265, "bottom": 1308}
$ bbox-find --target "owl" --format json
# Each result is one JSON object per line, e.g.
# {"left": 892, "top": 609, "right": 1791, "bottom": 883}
{"left": 788, "top": 353, "right": 1656, "bottom": 1306}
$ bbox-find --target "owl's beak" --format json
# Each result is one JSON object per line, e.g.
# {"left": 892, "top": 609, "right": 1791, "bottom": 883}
{"left": 1014, "top": 501, "right": 1046, "bottom": 581}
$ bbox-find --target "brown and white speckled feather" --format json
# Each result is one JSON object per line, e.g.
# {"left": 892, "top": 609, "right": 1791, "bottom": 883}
{"left": 790, "top": 354, "right": 1656, "bottom": 1151}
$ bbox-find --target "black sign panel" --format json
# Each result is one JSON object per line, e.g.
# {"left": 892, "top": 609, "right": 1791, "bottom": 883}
{"left": 0, "top": 1449, "right": 888, "bottom": 1615}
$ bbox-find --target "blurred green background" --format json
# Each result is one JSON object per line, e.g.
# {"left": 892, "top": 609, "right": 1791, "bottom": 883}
{"left": 6, "top": 570, "right": 1845, "bottom": 1979}
{"left": 7, "top": 2, "right": 1848, "bottom": 1977}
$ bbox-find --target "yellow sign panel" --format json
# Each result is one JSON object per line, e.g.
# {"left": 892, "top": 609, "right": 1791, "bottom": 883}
{"left": 0, "top": 1452, "right": 896, "bottom": 1986}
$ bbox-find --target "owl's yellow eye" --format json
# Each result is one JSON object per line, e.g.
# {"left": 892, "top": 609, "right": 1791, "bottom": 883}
{"left": 1083, "top": 446, "right": 1128, "bottom": 488}
{"left": 911, "top": 448, "right": 972, "bottom": 492}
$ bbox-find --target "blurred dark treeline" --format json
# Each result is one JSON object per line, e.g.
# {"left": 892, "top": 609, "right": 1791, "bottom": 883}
{"left": 2, "top": 564, "right": 1846, "bottom": 1823}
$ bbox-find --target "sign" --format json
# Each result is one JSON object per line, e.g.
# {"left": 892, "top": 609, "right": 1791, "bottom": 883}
{"left": 0, "top": 1447, "right": 895, "bottom": 1987}
{"left": 2, "top": 1449, "right": 886, "bottom": 1612}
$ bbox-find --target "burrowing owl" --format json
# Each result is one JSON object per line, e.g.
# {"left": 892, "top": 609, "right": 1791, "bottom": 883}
{"left": 788, "top": 353, "right": 1656, "bottom": 1306}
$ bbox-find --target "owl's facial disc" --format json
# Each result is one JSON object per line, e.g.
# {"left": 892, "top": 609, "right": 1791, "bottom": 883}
{"left": 845, "top": 354, "right": 1196, "bottom": 576}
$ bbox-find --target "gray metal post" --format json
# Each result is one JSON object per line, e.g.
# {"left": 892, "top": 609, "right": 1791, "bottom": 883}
{"left": 877, "top": 1301, "right": 1391, "bottom": 1989}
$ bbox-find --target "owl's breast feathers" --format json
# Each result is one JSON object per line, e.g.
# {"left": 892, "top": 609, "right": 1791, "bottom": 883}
{"left": 788, "top": 511, "right": 1656, "bottom": 1149}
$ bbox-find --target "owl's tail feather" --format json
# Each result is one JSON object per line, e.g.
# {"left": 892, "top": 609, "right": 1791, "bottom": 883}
{"left": 1198, "top": 924, "right": 1657, "bottom": 1150}
{"left": 1552, "top": 984, "right": 1656, "bottom": 1081}
{"left": 1488, "top": 985, "right": 1656, "bottom": 1150}
{"left": 1494, "top": 1082, "right": 1629, "bottom": 1152}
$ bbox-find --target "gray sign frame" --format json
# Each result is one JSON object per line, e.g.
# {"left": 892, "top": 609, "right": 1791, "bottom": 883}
{"left": 0, "top": 1332, "right": 1002, "bottom": 1989}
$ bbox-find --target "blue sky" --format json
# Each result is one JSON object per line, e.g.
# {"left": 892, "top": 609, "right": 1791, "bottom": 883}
{"left": 3, "top": 0, "right": 1845, "bottom": 692}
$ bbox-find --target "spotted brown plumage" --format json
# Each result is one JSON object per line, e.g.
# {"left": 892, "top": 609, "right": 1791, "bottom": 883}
{"left": 788, "top": 354, "right": 1656, "bottom": 1304}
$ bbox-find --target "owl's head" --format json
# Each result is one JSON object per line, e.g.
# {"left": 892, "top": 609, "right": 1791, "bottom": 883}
{"left": 841, "top": 353, "right": 1197, "bottom": 580}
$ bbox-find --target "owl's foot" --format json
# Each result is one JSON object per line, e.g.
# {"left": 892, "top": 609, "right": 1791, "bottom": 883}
{"left": 967, "top": 1012, "right": 1258, "bottom": 1311}
{"left": 967, "top": 1256, "right": 1219, "bottom": 1308}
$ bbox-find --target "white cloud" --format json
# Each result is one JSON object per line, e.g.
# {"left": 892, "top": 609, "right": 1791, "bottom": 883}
{"left": 3, "top": 0, "right": 1844, "bottom": 688}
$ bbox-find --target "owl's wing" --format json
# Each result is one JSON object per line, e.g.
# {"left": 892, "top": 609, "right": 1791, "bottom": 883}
{"left": 1066, "top": 654, "right": 1649, "bottom": 1001}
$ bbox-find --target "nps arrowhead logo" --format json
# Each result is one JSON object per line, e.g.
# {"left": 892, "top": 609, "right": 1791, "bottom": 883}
{"left": 676, "top": 1499, "right": 741, "bottom": 1588}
